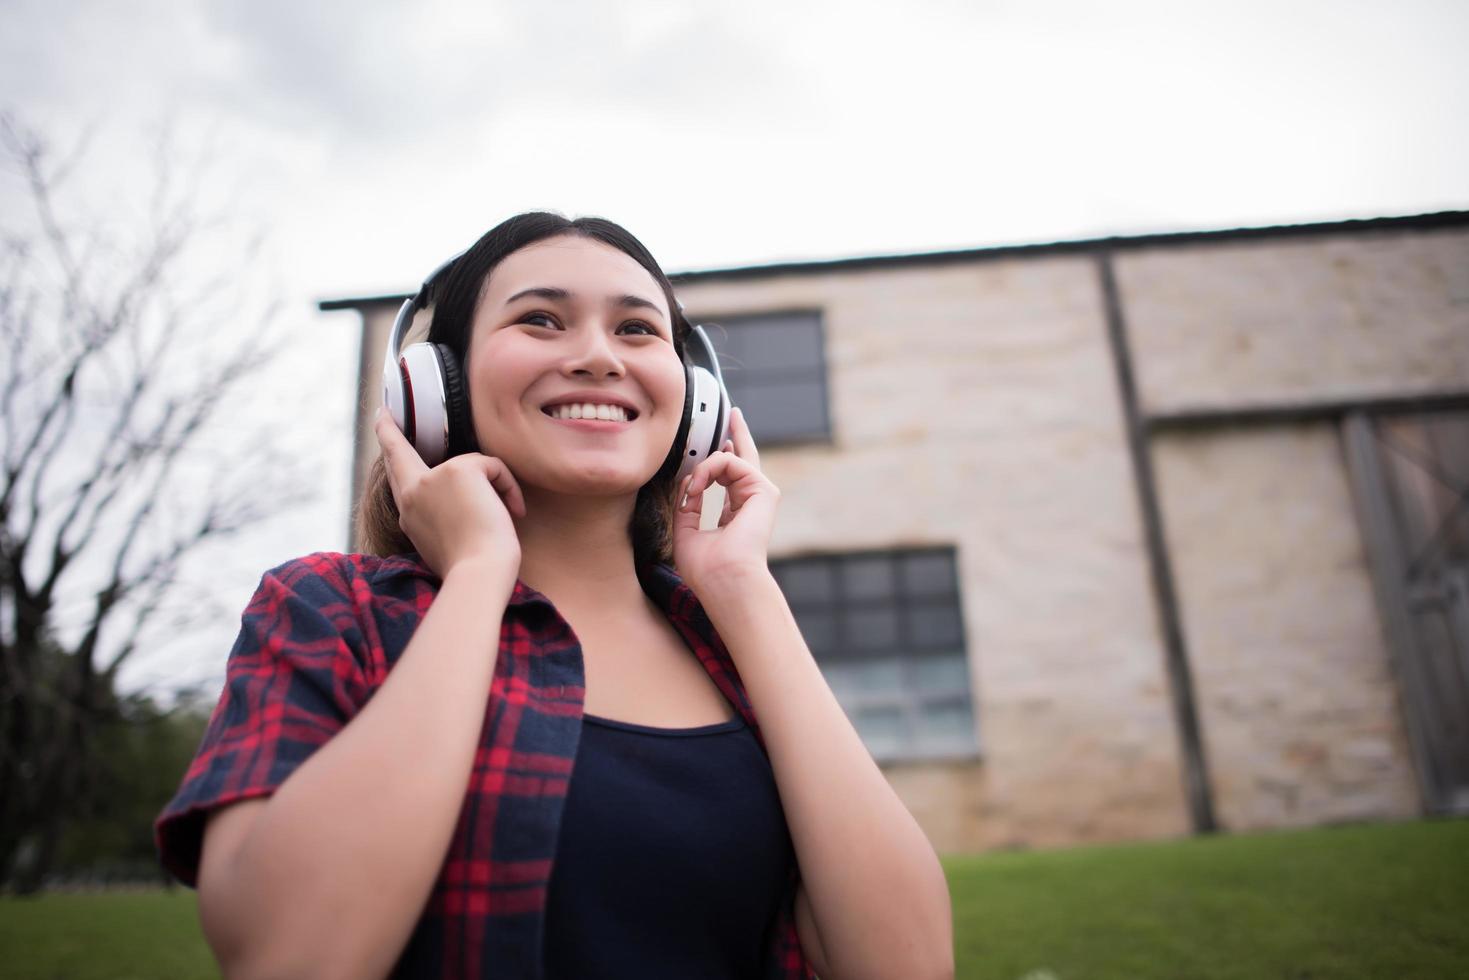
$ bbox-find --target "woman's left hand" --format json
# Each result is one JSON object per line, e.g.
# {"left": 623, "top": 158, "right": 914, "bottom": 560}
{"left": 672, "top": 407, "right": 780, "bottom": 595}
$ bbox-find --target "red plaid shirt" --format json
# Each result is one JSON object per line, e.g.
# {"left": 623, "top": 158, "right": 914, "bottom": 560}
{"left": 156, "top": 551, "right": 814, "bottom": 979}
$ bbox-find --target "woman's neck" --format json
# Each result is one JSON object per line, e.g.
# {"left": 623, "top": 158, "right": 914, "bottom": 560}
{"left": 511, "top": 488, "right": 644, "bottom": 609}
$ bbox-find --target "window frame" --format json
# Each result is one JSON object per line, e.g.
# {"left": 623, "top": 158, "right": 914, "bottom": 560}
{"left": 689, "top": 307, "right": 834, "bottom": 448}
{"left": 769, "top": 547, "right": 982, "bottom": 764}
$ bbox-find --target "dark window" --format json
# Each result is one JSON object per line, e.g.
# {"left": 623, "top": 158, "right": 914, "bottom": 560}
{"left": 696, "top": 310, "right": 830, "bottom": 445}
{"left": 770, "top": 547, "right": 978, "bottom": 762}
{"left": 1345, "top": 409, "right": 1469, "bottom": 812}
{"left": 1374, "top": 412, "right": 1469, "bottom": 576}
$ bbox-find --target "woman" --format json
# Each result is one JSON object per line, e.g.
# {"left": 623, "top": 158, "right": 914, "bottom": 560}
{"left": 156, "top": 213, "right": 953, "bottom": 979}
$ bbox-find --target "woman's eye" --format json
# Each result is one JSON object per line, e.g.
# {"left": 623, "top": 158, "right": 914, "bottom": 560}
{"left": 518, "top": 312, "right": 657, "bottom": 336}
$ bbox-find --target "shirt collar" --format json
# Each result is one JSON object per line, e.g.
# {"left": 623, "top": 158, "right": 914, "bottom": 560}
{"left": 634, "top": 560, "right": 688, "bottom": 612}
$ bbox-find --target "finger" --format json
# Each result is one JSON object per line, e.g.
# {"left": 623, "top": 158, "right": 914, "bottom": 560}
{"left": 679, "top": 450, "right": 777, "bottom": 532}
{"left": 480, "top": 455, "right": 527, "bottom": 519}
{"left": 681, "top": 450, "right": 755, "bottom": 502}
{"left": 672, "top": 490, "right": 704, "bottom": 534}
{"left": 712, "top": 466, "right": 739, "bottom": 525}
{"left": 680, "top": 450, "right": 770, "bottom": 519}
{"left": 716, "top": 486, "right": 735, "bottom": 528}
{"left": 673, "top": 474, "right": 705, "bottom": 532}
{"left": 729, "top": 407, "right": 760, "bottom": 470}
{"left": 374, "top": 407, "right": 427, "bottom": 495}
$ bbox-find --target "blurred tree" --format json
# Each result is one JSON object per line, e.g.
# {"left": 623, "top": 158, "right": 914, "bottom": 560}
{"left": 53, "top": 688, "right": 212, "bottom": 886}
{"left": 0, "top": 116, "right": 310, "bottom": 893}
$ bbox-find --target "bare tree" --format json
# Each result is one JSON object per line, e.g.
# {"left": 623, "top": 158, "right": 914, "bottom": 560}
{"left": 0, "top": 116, "right": 313, "bottom": 892}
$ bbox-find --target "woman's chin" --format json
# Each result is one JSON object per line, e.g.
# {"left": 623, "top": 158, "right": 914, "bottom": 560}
{"left": 535, "top": 465, "right": 654, "bottom": 498}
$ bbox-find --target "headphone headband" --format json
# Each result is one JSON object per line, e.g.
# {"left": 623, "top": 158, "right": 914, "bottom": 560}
{"left": 385, "top": 250, "right": 465, "bottom": 364}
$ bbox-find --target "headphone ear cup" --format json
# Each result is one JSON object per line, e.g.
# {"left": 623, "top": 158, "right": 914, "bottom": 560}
{"left": 433, "top": 343, "right": 478, "bottom": 457}
{"left": 398, "top": 343, "right": 448, "bottom": 465}
{"left": 677, "top": 365, "right": 728, "bottom": 485}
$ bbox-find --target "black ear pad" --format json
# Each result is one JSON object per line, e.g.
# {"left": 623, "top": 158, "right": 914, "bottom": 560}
{"left": 433, "top": 343, "right": 479, "bottom": 457}
{"left": 651, "top": 359, "right": 697, "bottom": 479}
{"left": 677, "top": 361, "right": 695, "bottom": 452}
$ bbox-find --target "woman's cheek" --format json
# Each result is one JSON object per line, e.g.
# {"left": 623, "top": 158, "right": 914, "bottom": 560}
{"left": 656, "top": 351, "right": 687, "bottom": 424}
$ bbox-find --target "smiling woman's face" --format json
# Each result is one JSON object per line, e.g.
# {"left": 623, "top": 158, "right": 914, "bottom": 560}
{"left": 464, "top": 234, "right": 687, "bottom": 497}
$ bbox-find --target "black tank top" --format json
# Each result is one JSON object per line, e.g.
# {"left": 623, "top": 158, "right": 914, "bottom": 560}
{"left": 542, "top": 711, "right": 796, "bottom": 979}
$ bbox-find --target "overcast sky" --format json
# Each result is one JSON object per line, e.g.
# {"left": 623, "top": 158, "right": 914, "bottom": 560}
{"left": 4, "top": 0, "right": 1466, "bottom": 693}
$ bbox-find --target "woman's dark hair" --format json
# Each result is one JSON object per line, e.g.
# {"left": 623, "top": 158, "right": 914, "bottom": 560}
{"left": 356, "top": 212, "right": 692, "bottom": 569}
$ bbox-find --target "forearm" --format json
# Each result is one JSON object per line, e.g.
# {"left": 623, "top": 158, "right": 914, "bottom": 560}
{"left": 698, "top": 568, "right": 954, "bottom": 980}
{"left": 207, "top": 561, "right": 512, "bottom": 980}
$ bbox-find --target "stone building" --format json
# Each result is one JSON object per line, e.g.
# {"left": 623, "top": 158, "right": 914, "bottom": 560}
{"left": 320, "top": 211, "right": 1469, "bottom": 854}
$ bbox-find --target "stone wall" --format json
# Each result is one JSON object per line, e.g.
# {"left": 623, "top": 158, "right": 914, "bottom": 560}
{"left": 1114, "top": 228, "right": 1469, "bottom": 414}
{"left": 1152, "top": 424, "right": 1421, "bottom": 829}
{"left": 676, "top": 258, "right": 1192, "bottom": 853}
{"left": 1114, "top": 225, "right": 1465, "bottom": 830}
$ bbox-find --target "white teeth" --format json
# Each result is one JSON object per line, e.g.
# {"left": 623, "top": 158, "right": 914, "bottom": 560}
{"left": 548, "top": 403, "right": 628, "bottom": 422}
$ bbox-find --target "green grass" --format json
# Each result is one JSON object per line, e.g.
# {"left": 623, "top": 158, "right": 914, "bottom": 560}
{"left": 943, "top": 817, "right": 1469, "bottom": 980}
{"left": 0, "top": 887, "right": 215, "bottom": 980}
{"left": 1, "top": 819, "right": 1465, "bottom": 979}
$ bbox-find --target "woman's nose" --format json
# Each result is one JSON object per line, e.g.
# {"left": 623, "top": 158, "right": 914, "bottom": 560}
{"left": 562, "top": 325, "right": 625, "bottom": 378}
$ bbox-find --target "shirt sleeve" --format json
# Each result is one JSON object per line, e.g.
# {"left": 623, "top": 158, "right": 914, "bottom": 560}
{"left": 154, "top": 554, "right": 371, "bottom": 887}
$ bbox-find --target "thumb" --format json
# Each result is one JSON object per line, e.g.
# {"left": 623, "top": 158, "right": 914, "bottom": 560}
{"left": 673, "top": 475, "right": 704, "bottom": 533}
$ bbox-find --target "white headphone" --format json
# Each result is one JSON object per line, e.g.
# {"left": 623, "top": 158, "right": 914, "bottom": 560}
{"left": 382, "top": 252, "right": 733, "bottom": 484}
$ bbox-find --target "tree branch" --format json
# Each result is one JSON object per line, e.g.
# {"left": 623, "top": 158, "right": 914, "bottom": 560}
{"left": 0, "top": 112, "right": 323, "bottom": 890}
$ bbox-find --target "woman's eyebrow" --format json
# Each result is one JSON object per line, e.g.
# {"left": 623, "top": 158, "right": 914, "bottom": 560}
{"left": 504, "top": 286, "right": 664, "bottom": 316}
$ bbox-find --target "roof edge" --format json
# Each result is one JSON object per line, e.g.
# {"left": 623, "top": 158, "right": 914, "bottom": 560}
{"left": 318, "top": 208, "right": 1469, "bottom": 310}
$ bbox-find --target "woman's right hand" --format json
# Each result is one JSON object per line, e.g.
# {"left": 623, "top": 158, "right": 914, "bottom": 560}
{"left": 374, "top": 407, "right": 525, "bottom": 587}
